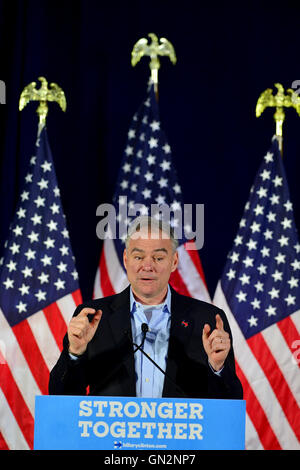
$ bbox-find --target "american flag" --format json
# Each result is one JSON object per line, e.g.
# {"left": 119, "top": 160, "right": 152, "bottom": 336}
{"left": 0, "top": 128, "right": 82, "bottom": 450}
{"left": 93, "top": 83, "right": 210, "bottom": 303}
{"left": 213, "top": 137, "right": 300, "bottom": 449}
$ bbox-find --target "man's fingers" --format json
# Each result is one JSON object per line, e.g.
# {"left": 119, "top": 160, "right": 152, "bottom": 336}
{"left": 215, "top": 314, "right": 224, "bottom": 331}
{"left": 202, "top": 323, "right": 211, "bottom": 339}
{"left": 90, "top": 310, "right": 102, "bottom": 327}
{"left": 78, "top": 307, "right": 97, "bottom": 317}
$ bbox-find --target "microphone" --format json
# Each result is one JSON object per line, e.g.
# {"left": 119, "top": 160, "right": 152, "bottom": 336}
{"left": 133, "top": 323, "right": 148, "bottom": 352}
{"left": 130, "top": 324, "right": 187, "bottom": 398}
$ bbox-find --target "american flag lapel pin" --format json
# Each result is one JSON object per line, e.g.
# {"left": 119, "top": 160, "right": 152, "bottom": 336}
{"left": 181, "top": 320, "right": 189, "bottom": 328}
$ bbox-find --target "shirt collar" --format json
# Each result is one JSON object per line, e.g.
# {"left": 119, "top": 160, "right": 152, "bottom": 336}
{"left": 130, "top": 284, "right": 171, "bottom": 314}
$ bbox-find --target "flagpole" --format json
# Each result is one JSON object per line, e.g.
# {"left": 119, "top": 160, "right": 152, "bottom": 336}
{"left": 19, "top": 76, "right": 66, "bottom": 137}
{"left": 131, "top": 32, "right": 177, "bottom": 101}
{"left": 255, "top": 82, "right": 300, "bottom": 156}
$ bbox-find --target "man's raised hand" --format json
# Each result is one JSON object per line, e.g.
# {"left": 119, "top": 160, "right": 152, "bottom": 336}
{"left": 68, "top": 308, "right": 102, "bottom": 356}
{"left": 202, "top": 313, "right": 231, "bottom": 372}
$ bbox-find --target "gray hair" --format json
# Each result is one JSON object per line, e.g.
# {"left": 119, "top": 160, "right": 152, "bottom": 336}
{"left": 125, "top": 215, "right": 179, "bottom": 253}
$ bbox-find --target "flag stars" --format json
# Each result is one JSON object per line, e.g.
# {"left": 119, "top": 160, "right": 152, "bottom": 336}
{"left": 272, "top": 175, "right": 283, "bottom": 187}
{"left": 243, "top": 256, "right": 254, "bottom": 268}
{"left": 247, "top": 315, "right": 258, "bottom": 327}
{"left": 9, "top": 243, "right": 20, "bottom": 255}
{"left": 256, "top": 187, "right": 267, "bottom": 199}
{"left": 20, "top": 191, "right": 29, "bottom": 201}
{"left": 254, "top": 204, "right": 264, "bottom": 216}
{"left": 35, "top": 290, "right": 47, "bottom": 302}
{"left": 59, "top": 245, "right": 69, "bottom": 256}
{"left": 173, "top": 183, "right": 181, "bottom": 194}
{"left": 44, "top": 237, "right": 55, "bottom": 249}
{"left": 272, "top": 270, "right": 283, "bottom": 282}
{"left": 236, "top": 290, "right": 247, "bottom": 302}
{"left": 46, "top": 220, "right": 58, "bottom": 232}
{"left": 22, "top": 266, "right": 33, "bottom": 278}
{"left": 144, "top": 171, "right": 154, "bottom": 182}
{"left": 287, "top": 277, "right": 298, "bottom": 289}
{"left": 61, "top": 228, "right": 69, "bottom": 239}
{"left": 147, "top": 155, "right": 156, "bottom": 165}
{"left": 284, "top": 200, "right": 293, "bottom": 212}
{"left": 57, "top": 261, "right": 67, "bottom": 273}
{"left": 260, "top": 169, "right": 271, "bottom": 180}
{"left": 278, "top": 235, "right": 289, "bottom": 247}
{"left": 269, "top": 194, "right": 280, "bottom": 205}
{"left": 254, "top": 280, "right": 264, "bottom": 292}
{"left": 54, "top": 278, "right": 65, "bottom": 290}
{"left": 16, "top": 301, "right": 27, "bottom": 314}
{"left": 266, "top": 305, "right": 276, "bottom": 317}
{"left": 25, "top": 173, "right": 33, "bottom": 183}
{"left": 260, "top": 246, "right": 270, "bottom": 257}
{"left": 239, "top": 273, "right": 250, "bottom": 285}
{"left": 17, "top": 207, "right": 26, "bottom": 219}
{"left": 263, "top": 229, "right": 273, "bottom": 240}
{"left": 250, "top": 221, "right": 261, "bottom": 233}
{"left": 13, "top": 225, "right": 23, "bottom": 237}
{"left": 226, "top": 268, "right": 236, "bottom": 280}
{"left": 120, "top": 180, "right": 128, "bottom": 189}
{"left": 41, "top": 254, "right": 52, "bottom": 266}
{"left": 160, "top": 160, "right": 171, "bottom": 171}
{"left": 264, "top": 151, "right": 274, "bottom": 163}
{"left": 268, "top": 287, "right": 280, "bottom": 299}
{"left": 31, "top": 213, "right": 42, "bottom": 225}
{"left": 158, "top": 177, "right": 168, "bottom": 188}
{"left": 281, "top": 217, "right": 292, "bottom": 230}
{"left": 257, "top": 264, "right": 267, "bottom": 275}
{"left": 275, "top": 252, "right": 286, "bottom": 264}
{"left": 142, "top": 188, "right": 151, "bottom": 199}
{"left": 53, "top": 186, "right": 60, "bottom": 197}
{"left": 267, "top": 211, "right": 276, "bottom": 223}
{"left": 27, "top": 231, "right": 39, "bottom": 243}
{"left": 122, "top": 163, "right": 131, "bottom": 173}
{"left": 127, "top": 129, "right": 136, "bottom": 139}
{"left": 38, "top": 272, "right": 49, "bottom": 284}
{"left": 291, "top": 259, "right": 300, "bottom": 271}
{"left": 162, "top": 143, "right": 171, "bottom": 154}
{"left": 246, "top": 238, "right": 257, "bottom": 250}
{"left": 3, "top": 277, "right": 14, "bottom": 289}
{"left": 251, "top": 298, "right": 261, "bottom": 310}
{"left": 6, "top": 260, "right": 17, "bottom": 272}
{"left": 18, "top": 283, "right": 30, "bottom": 296}
{"left": 34, "top": 196, "right": 45, "bottom": 208}
{"left": 50, "top": 203, "right": 60, "bottom": 214}
{"left": 229, "top": 252, "right": 239, "bottom": 263}
{"left": 148, "top": 137, "right": 158, "bottom": 148}
{"left": 37, "top": 178, "right": 49, "bottom": 190}
{"left": 24, "top": 248, "right": 36, "bottom": 261}
{"left": 40, "top": 161, "right": 52, "bottom": 172}
{"left": 150, "top": 120, "right": 160, "bottom": 132}
{"left": 125, "top": 146, "right": 133, "bottom": 156}
{"left": 285, "top": 294, "right": 296, "bottom": 306}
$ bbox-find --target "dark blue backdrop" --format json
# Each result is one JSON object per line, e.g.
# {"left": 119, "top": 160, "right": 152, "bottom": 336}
{"left": 1, "top": 1, "right": 300, "bottom": 301}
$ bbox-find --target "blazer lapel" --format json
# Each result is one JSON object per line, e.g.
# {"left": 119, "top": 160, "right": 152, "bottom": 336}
{"left": 106, "top": 286, "right": 136, "bottom": 396}
{"left": 163, "top": 287, "right": 194, "bottom": 397}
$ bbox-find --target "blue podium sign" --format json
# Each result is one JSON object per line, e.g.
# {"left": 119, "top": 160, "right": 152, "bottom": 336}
{"left": 34, "top": 396, "right": 245, "bottom": 450}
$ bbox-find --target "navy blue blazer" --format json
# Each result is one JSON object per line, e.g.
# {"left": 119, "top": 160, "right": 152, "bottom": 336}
{"left": 49, "top": 285, "right": 243, "bottom": 399}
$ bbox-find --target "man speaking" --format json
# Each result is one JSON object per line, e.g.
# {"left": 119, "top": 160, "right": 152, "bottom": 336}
{"left": 49, "top": 216, "right": 243, "bottom": 399}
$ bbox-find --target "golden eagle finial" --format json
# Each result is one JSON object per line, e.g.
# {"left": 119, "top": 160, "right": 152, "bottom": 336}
{"left": 256, "top": 83, "right": 300, "bottom": 153}
{"left": 131, "top": 33, "right": 176, "bottom": 90}
{"left": 19, "top": 76, "right": 66, "bottom": 133}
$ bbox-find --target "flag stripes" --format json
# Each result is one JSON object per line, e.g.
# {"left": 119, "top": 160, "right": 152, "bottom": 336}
{"left": 214, "top": 281, "right": 300, "bottom": 449}
{"left": 0, "top": 129, "right": 82, "bottom": 449}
